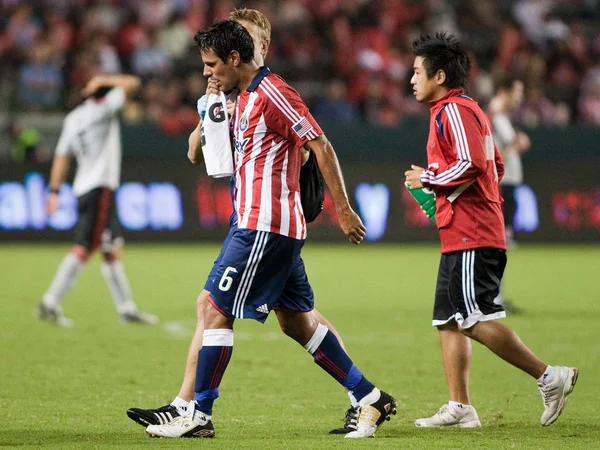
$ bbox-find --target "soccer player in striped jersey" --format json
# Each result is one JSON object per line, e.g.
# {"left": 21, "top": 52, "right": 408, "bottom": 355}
{"left": 127, "top": 9, "right": 361, "bottom": 435}
{"left": 38, "top": 74, "right": 158, "bottom": 326}
{"left": 144, "top": 20, "right": 396, "bottom": 439}
{"left": 405, "top": 33, "right": 577, "bottom": 428}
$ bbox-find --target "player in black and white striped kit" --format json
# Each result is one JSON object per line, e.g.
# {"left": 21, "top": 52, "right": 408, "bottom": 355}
{"left": 38, "top": 74, "right": 158, "bottom": 327}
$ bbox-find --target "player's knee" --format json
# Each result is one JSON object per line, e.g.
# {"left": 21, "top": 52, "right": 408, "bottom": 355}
{"left": 203, "top": 299, "right": 233, "bottom": 329}
{"left": 437, "top": 321, "right": 459, "bottom": 332}
{"left": 71, "top": 245, "right": 90, "bottom": 263}
{"left": 102, "top": 251, "right": 117, "bottom": 263}
{"left": 277, "top": 310, "right": 317, "bottom": 344}
{"left": 196, "top": 291, "right": 209, "bottom": 320}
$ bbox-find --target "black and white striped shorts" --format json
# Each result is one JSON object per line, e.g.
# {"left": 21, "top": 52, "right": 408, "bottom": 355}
{"left": 432, "top": 248, "right": 507, "bottom": 329}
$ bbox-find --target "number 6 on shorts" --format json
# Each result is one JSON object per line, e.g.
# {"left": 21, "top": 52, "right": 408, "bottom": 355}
{"left": 218, "top": 266, "right": 238, "bottom": 292}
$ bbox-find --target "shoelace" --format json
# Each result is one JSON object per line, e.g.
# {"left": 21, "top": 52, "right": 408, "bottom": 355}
{"left": 436, "top": 404, "right": 450, "bottom": 417}
{"left": 538, "top": 384, "right": 556, "bottom": 408}
{"left": 344, "top": 407, "right": 359, "bottom": 428}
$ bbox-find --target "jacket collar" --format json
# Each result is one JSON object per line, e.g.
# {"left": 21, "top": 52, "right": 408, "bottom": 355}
{"left": 246, "top": 66, "right": 271, "bottom": 92}
{"left": 429, "top": 88, "right": 465, "bottom": 108}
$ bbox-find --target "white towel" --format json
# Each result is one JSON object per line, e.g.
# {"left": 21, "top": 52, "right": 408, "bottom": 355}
{"left": 201, "top": 92, "right": 233, "bottom": 178}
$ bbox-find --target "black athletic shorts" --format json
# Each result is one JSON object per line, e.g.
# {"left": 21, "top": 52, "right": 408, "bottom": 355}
{"left": 432, "top": 248, "right": 506, "bottom": 329}
{"left": 74, "top": 187, "right": 122, "bottom": 251}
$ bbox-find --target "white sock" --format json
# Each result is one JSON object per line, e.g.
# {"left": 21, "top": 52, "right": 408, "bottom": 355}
{"left": 538, "top": 365, "right": 555, "bottom": 386}
{"left": 449, "top": 400, "right": 468, "bottom": 410}
{"left": 348, "top": 392, "right": 359, "bottom": 409}
{"left": 358, "top": 388, "right": 381, "bottom": 408}
{"left": 101, "top": 260, "right": 136, "bottom": 314}
{"left": 171, "top": 396, "right": 191, "bottom": 414}
{"left": 43, "top": 253, "right": 85, "bottom": 307}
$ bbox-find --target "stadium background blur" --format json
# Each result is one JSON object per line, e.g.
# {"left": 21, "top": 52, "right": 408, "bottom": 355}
{"left": 1, "top": 2, "right": 599, "bottom": 448}
{"left": 1, "top": 0, "right": 599, "bottom": 243}
{"left": 1, "top": 0, "right": 600, "bottom": 129}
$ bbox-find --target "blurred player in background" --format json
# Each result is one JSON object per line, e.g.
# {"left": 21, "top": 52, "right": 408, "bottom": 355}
{"left": 490, "top": 77, "right": 530, "bottom": 247}
{"left": 127, "top": 9, "right": 361, "bottom": 436}
{"left": 405, "top": 33, "right": 577, "bottom": 428}
{"left": 38, "top": 74, "right": 158, "bottom": 327}
{"left": 143, "top": 20, "right": 396, "bottom": 439}
{"left": 489, "top": 77, "right": 530, "bottom": 312}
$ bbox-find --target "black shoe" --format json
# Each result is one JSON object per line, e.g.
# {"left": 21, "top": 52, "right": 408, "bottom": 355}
{"left": 127, "top": 404, "right": 182, "bottom": 426}
{"left": 345, "top": 391, "right": 397, "bottom": 438}
{"left": 329, "top": 406, "right": 359, "bottom": 434}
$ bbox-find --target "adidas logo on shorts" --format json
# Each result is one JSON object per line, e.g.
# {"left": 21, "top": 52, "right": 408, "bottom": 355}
{"left": 255, "top": 304, "right": 269, "bottom": 314}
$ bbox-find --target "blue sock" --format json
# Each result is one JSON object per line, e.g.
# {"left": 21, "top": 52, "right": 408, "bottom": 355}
{"left": 305, "top": 324, "right": 375, "bottom": 402}
{"left": 194, "top": 329, "right": 234, "bottom": 415}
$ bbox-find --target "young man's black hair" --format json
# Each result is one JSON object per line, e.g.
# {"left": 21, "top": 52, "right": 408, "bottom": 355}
{"left": 412, "top": 32, "right": 471, "bottom": 90}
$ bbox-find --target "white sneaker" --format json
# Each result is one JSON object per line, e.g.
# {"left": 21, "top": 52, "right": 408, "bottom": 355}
{"left": 414, "top": 404, "right": 481, "bottom": 428}
{"left": 146, "top": 402, "right": 214, "bottom": 438}
{"left": 539, "top": 366, "right": 578, "bottom": 426}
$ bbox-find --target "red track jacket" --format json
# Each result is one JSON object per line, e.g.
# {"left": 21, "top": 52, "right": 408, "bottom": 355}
{"left": 420, "top": 89, "right": 507, "bottom": 253}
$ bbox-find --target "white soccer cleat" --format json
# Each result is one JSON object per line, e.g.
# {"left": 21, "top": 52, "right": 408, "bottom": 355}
{"left": 146, "top": 402, "right": 214, "bottom": 438}
{"left": 344, "top": 390, "right": 397, "bottom": 438}
{"left": 539, "top": 366, "right": 578, "bottom": 426}
{"left": 414, "top": 404, "right": 481, "bottom": 428}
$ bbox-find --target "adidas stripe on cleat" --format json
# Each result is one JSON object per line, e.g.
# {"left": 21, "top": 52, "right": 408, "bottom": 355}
{"left": 329, "top": 406, "right": 359, "bottom": 434}
{"left": 127, "top": 404, "right": 182, "bottom": 427}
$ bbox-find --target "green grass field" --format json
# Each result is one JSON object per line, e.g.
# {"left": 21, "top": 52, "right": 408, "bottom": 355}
{"left": 1, "top": 243, "right": 598, "bottom": 449}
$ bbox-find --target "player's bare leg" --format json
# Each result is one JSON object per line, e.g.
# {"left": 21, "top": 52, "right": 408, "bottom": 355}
{"left": 415, "top": 322, "right": 480, "bottom": 428}
{"left": 439, "top": 323, "right": 471, "bottom": 405}
{"left": 462, "top": 320, "right": 578, "bottom": 426}
{"left": 177, "top": 290, "right": 209, "bottom": 401}
{"left": 461, "top": 320, "right": 545, "bottom": 378}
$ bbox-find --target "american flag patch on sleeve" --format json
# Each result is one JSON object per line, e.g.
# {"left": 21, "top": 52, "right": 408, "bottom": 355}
{"left": 292, "top": 117, "right": 314, "bottom": 138}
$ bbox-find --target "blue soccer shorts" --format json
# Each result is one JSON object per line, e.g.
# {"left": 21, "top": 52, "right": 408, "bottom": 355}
{"left": 205, "top": 228, "right": 314, "bottom": 323}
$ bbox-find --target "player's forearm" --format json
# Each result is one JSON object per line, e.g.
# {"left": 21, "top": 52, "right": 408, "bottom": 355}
{"left": 188, "top": 121, "right": 203, "bottom": 164}
{"left": 48, "top": 155, "right": 70, "bottom": 191}
{"left": 307, "top": 135, "right": 351, "bottom": 213}
{"left": 91, "top": 74, "right": 141, "bottom": 98}
{"left": 421, "top": 158, "right": 485, "bottom": 189}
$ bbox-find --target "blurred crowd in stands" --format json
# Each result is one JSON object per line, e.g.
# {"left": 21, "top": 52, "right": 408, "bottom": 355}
{"left": 1, "top": 0, "right": 600, "bottom": 134}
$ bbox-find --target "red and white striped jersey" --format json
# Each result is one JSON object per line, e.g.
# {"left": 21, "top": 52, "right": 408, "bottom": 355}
{"left": 231, "top": 67, "right": 323, "bottom": 240}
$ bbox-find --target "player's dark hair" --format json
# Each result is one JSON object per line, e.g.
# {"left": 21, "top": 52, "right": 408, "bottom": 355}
{"left": 91, "top": 86, "right": 112, "bottom": 99}
{"left": 412, "top": 32, "right": 470, "bottom": 90}
{"left": 194, "top": 20, "right": 254, "bottom": 64}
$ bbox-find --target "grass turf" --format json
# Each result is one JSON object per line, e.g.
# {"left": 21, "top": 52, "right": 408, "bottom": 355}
{"left": 0, "top": 243, "right": 598, "bottom": 449}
